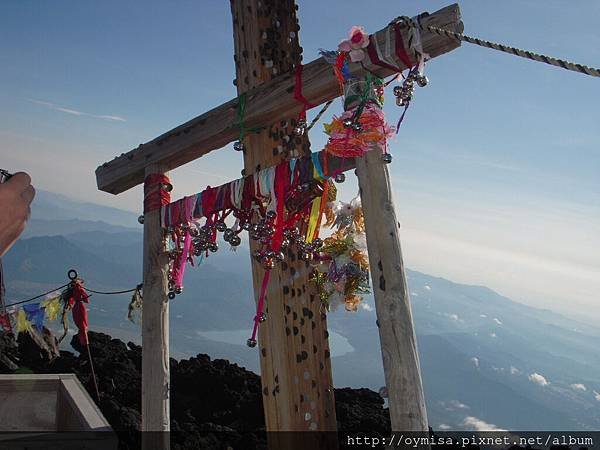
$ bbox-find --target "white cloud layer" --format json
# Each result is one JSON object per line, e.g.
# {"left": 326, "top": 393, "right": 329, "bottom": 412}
{"left": 570, "top": 383, "right": 586, "bottom": 391}
{"left": 528, "top": 372, "right": 549, "bottom": 387}
{"left": 462, "top": 416, "right": 506, "bottom": 432}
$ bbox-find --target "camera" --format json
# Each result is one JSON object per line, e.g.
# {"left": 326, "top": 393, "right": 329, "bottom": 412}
{"left": 0, "top": 169, "right": 12, "bottom": 184}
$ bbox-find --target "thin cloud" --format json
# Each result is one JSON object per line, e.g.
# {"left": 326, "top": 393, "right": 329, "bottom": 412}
{"left": 593, "top": 391, "right": 600, "bottom": 402}
{"left": 462, "top": 416, "right": 506, "bottom": 432}
{"left": 569, "top": 383, "right": 586, "bottom": 392}
{"left": 360, "top": 302, "right": 373, "bottom": 312}
{"left": 528, "top": 372, "right": 549, "bottom": 387}
{"left": 28, "top": 99, "right": 126, "bottom": 122}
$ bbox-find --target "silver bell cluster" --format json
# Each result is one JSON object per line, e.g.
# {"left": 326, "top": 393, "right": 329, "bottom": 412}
{"left": 393, "top": 71, "right": 428, "bottom": 107}
{"left": 294, "top": 118, "right": 307, "bottom": 136}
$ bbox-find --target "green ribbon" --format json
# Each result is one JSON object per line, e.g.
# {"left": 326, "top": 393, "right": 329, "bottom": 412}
{"left": 236, "top": 93, "right": 264, "bottom": 142}
{"left": 344, "top": 73, "right": 384, "bottom": 119}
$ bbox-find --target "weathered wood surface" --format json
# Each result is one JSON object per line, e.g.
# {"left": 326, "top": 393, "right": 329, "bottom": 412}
{"left": 355, "top": 149, "right": 428, "bottom": 432}
{"left": 231, "top": 1, "right": 338, "bottom": 449}
{"left": 96, "top": 4, "right": 462, "bottom": 194}
{"left": 141, "top": 164, "right": 171, "bottom": 450}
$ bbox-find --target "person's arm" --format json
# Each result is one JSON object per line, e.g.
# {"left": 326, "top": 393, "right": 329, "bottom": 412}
{"left": 0, "top": 172, "right": 35, "bottom": 257}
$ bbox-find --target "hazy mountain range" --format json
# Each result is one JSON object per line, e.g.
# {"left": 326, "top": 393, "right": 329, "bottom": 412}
{"left": 3, "top": 190, "right": 599, "bottom": 431}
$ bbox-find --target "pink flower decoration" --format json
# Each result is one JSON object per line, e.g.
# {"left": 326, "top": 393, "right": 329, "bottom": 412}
{"left": 338, "top": 25, "right": 370, "bottom": 57}
{"left": 349, "top": 26, "right": 369, "bottom": 49}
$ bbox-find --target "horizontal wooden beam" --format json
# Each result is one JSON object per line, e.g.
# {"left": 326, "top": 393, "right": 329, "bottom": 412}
{"left": 96, "top": 4, "right": 462, "bottom": 194}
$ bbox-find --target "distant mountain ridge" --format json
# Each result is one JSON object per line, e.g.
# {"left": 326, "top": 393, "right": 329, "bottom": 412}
{"left": 3, "top": 189, "right": 599, "bottom": 431}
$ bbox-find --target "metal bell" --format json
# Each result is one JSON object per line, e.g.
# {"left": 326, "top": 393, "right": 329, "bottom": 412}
{"left": 342, "top": 118, "right": 353, "bottom": 128}
{"left": 215, "top": 221, "right": 227, "bottom": 232}
{"left": 266, "top": 210, "right": 277, "bottom": 220}
{"left": 262, "top": 257, "right": 275, "bottom": 270}
{"left": 234, "top": 141, "right": 245, "bottom": 152}
{"left": 246, "top": 338, "right": 257, "bottom": 348}
{"left": 208, "top": 242, "right": 218, "bottom": 252}
{"left": 294, "top": 119, "right": 306, "bottom": 136}
{"left": 352, "top": 122, "right": 363, "bottom": 132}
{"left": 396, "top": 96, "right": 405, "bottom": 107}
{"left": 301, "top": 251, "right": 313, "bottom": 262}
{"left": 416, "top": 75, "right": 429, "bottom": 87}
{"left": 223, "top": 229, "right": 234, "bottom": 241}
{"left": 258, "top": 312, "right": 267, "bottom": 322}
{"left": 393, "top": 86, "right": 402, "bottom": 97}
{"left": 229, "top": 235, "right": 241, "bottom": 246}
{"left": 174, "top": 286, "right": 183, "bottom": 295}
{"left": 334, "top": 173, "right": 346, "bottom": 183}
{"left": 137, "top": 215, "right": 145, "bottom": 224}
{"left": 168, "top": 292, "right": 176, "bottom": 300}
{"left": 382, "top": 153, "right": 393, "bottom": 164}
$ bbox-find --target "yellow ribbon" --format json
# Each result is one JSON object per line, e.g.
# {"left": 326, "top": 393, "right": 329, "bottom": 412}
{"left": 16, "top": 309, "right": 33, "bottom": 334}
{"left": 41, "top": 296, "right": 62, "bottom": 322}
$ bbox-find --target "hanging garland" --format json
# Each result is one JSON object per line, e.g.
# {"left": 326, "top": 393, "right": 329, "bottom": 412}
{"left": 312, "top": 195, "right": 370, "bottom": 311}
{"left": 161, "top": 22, "right": 429, "bottom": 347}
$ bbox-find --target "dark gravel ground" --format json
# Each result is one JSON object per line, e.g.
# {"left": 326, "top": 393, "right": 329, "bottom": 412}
{"left": 0, "top": 330, "right": 392, "bottom": 449}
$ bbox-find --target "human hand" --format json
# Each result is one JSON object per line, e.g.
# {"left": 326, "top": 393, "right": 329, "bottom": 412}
{"left": 0, "top": 172, "right": 35, "bottom": 257}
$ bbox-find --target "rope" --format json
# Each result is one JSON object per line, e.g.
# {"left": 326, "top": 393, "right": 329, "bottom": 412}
{"left": 4, "top": 282, "right": 139, "bottom": 308}
{"left": 5, "top": 283, "right": 70, "bottom": 308}
{"left": 306, "top": 99, "right": 334, "bottom": 131}
{"left": 84, "top": 287, "right": 139, "bottom": 295}
{"left": 397, "top": 16, "right": 600, "bottom": 78}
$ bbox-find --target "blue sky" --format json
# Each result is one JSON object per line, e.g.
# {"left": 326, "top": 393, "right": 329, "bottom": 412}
{"left": 1, "top": 1, "right": 599, "bottom": 323}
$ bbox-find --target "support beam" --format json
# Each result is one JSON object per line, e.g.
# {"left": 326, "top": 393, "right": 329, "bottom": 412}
{"left": 96, "top": 4, "right": 462, "bottom": 194}
{"left": 141, "top": 164, "right": 171, "bottom": 450}
{"left": 356, "top": 149, "right": 428, "bottom": 432}
{"left": 231, "top": 1, "right": 337, "bottom": 449}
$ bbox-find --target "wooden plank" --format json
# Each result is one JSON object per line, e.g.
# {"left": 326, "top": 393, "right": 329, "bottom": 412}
{"left": 355, "top": 148, "right": 428, "bottom": 431}
{"left": 96, "top": 4, "right": 463, "bottom": 194}
{"left": 141, "top": 164, "right": 171, "bottom": 450}
{"left": 231, "top": 1, "right": 338, "bottom": 448}
{"left": 0, "top": 374, "right": 59, "bottom": 393}
{"left": 57, "top": 375, "right": 113, "bottom": 432}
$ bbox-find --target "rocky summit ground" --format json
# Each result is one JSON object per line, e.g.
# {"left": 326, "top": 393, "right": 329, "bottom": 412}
{"left": 0, "top": 330, "right": 391, "bottom": 449}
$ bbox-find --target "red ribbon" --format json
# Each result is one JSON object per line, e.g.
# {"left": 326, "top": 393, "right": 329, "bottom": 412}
{"left": 294, "top": 64, "right": 316, "bottom": 120}
{"left": 68, "top": 282, "right": 90, "bottom": 346}
{"left": 394, "top": 23, "right": 414, "bottom": 69}
{"left": 366, "top": 24, "right": 414, "bottom": 72}
{"left": 250, "top": 269, "right": 271, "bottom": 342}
{"left": 144, "top": 174, "right": 171, "bottom": 213}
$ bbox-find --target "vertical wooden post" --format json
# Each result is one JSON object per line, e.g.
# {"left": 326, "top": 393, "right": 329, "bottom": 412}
{"left": 355, "top": 149, "right": 428, "bottom": 432}
{"left": 142, "top": 164, "right": 170, "bottom": 450}
{"left": 231, "top": 1, "right": 338, "bottom": 448}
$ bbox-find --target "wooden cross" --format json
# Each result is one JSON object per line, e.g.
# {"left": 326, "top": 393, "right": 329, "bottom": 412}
{"left": 96, "top": 2, "right": 462, "bottom": 449}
